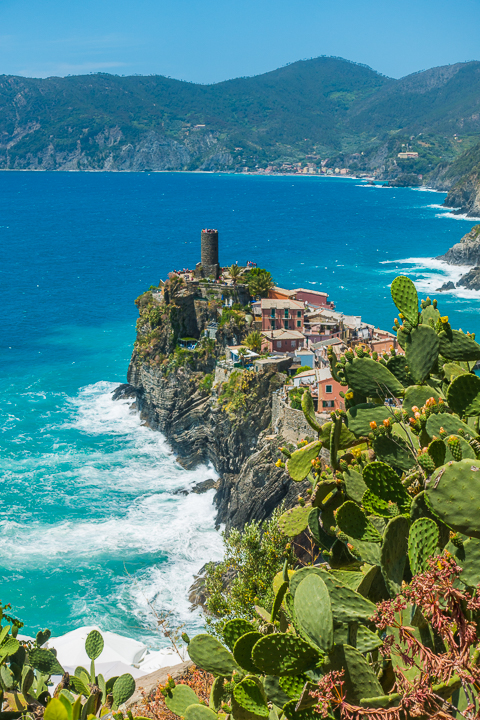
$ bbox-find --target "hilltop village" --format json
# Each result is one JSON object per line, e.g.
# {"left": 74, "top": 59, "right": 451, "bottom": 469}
{"left": 154, "top": 229, "right": 397, "bottom": 418}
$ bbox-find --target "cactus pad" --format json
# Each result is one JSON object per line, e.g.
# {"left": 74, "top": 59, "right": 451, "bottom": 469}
{"left": 362, "top": 461, "right": 410, "bottom": 514}
{"left": 282, "top": 700, "right": 318, "bottom": 720}
{"left": 301, "top": 391, "right": 322, "bottom": 434}
{"left": 443, "top": 362, "right": 468, "bottom": 381}
{"left": 403, "top": 385, "right": 440, "bottom": 417}
{"left": 165, "top": 684, "right": 200, "bottom": 716}
{"left": 426, "top": 412, "right": 475, "bottom": 439}
{"left": 271, "top": 580, "right": 289, "bottom": 622}
{"left": 335, "top": 501, "right": 382, "bottom": 542}
{"left": 29, "top": 648, "right": 64, "bottom": 676}
{"left": 251, "top": 633, "right": 320, "bottom": 676}
{"left": 85, "top": 629, "right": 104, "bottom": 661}
{"left": 457, "top": 537, "right": 480, "bottom": 587}
{"left": 326, "top": 644, "right": 384, "bottom": 704}
{"left": 286, "top": 441, "right": 322, "bottom": 482}
{"left": 343, "top": 468, "right": 368, "bottom": 504}
{"left": 438, "top": 329, "right": 480, "bottom": 361}
{"left": 372, "top": 434, "right": 416, "bottom": 472}
{"left": 233, "top": 631, "right": 262, "bottom": 674}
{"left": 426, "top": 459, "right": 480, "bottom": 539}
{"left": 209, "top": 677, "right": 224, "bottom": 712}
{"left": 188, "top": 634, "right": 239, "bottom": 676}
{"left": 447, "top": 373, "right": 480, "bottom": 417}
{"left": 184, "top": 705, "right": 218, "bottom": 720}
{"left": 278, "top": 505, "right": 311, "bottom": 537}
{"left": 112, "top": 673, "right": 136, "bottom": 709}
{"left": 343, "top": 357, "right": 404, "bottom": 398}
{"left": 391, "top": 276, "right": 419, "bottom": 327}
{"left": 386, "top": 355, "right": 413, "bottom": 387}
{"left": 293, "top": 573, "right": 333, "bottom": 652}
{"left": 333, "top": 624, "right": 382, "bottom": 653}
{"left": 307, "top": 508, "right": 335, "bottom": 550}
{"left": 421, "top": 303, "right": 440, "bottom": 326}
{"left": 263, "top": 676, "right": 291, "bottom": 707}
{"left": 427, "top": 439, "right": 446, "bottom": 468}
{"left": 405, "top": 324, "right": 439, "bottom": 383}
{"left": 279, "top": 673, "right": 310, "bottom": 700}
{"left": 345, "top": 403, "right": 392, "bottom": 437}
{"left": 381, "top": 516, "right": 410, "bottom": 597}
{"left": 233, "top": 676, "right": 269, "bottom": 717}
{"left": 223, "top": 619, "right": 255, "bottom": 651}
{"left": 408, "top": 518, "right": 439, "bottom": 575}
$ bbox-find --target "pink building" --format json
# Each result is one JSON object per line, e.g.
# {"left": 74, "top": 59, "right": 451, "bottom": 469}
{"left": 268, "top": 286, "right": 334, "bottom": 309}
{"left": 261, "top": 329, "right": 305, "bottom": 353}
{"left": 260, "top": 299, "right": 305, "bottom": 332}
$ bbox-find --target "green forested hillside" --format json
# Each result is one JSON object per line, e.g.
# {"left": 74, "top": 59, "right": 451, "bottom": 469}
{"left": 1, "top": 56, "right": 480, "bottom": 172}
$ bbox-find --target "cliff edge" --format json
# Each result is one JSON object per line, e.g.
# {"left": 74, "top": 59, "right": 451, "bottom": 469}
{"left": 117, "top": 278, "right": 305, "bottom": 531}
{"left": 437, "top": 224, "right": 480, "bottom": 265}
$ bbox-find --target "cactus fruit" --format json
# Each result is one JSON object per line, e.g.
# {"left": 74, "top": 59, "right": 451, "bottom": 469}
{"left": 307, "top": 508, "right": 335, "bottom": 550}
{"left": 85, "top": 630, "right": 104, "bottom": 661}
{"left": 408, "top": 518, "right": 439, "bottom": 575}
{"left": 438, "top": 328, "right": 480, "bottom": 361}
{"left": 446, "top": 373, "right": 480, "bottom": 417}
{"left": 345, "top": 403, "right": 392, "bottom": 437}
{"left": 112, "top": 674, "right": 136, "bottom": 710}
{"left": 165, "top": 685, "right": 200, "bottom": 716}
{"left": 418, "top": 451, "right": 436, "bottom": 475}
{"left": 286, "top": 441, "right": 322, "bottom": 482}
{"left": 223, "top": 619, "right": 255, "bottom": 651}
{"left": 233, "top": 676, "right": 269, "bottom": 717}
{"left": 293, "top": 574, "right": 334, "bottom": 652}
{"left": 362, "top": 462, "right": 410, "bottom": 514}
{"left": 233, "top": 632, "right": 262, "bottom": 674}
{"left": 335, "top": 502, "right": 382, "bottom": 542}
{"left": 251, "top": 633, "right": 320, "bottom": 676}
{"left": 184, "top": 705, "right": 218, "bottom": 720}
{"left": 390, "top": 276, "right": 419, "bottom": 327}
{"left": 405, "top": 325, "right": 439, "bottom": 383}
{"left": 446, "top": 435, "right": 463, "bottom": 461}
{"left": 188, "top": 634, "right": 239, "bottom": 676}
{"left": 343, "top": 357, "right": 404, "bottom": 399}
{"left": 426, "top": 459, "right": 480, "bottom": 538}
{"left": 301, "top": 391, "right": 322, "bottom": 434}
{"left": 380, "top": 516, "right": 409, "bottom": 597}
{"left": 278, "top": 506, "right": 311, "bottom": 537}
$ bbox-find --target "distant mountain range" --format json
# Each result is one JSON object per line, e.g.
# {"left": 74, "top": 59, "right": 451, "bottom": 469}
{"left": 2, "top": 55, "right": 480, "bottom": 207}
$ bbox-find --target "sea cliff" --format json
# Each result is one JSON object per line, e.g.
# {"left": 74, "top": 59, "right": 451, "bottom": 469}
{"left": 115, "top": 281, "right": 305, "bottom": 531}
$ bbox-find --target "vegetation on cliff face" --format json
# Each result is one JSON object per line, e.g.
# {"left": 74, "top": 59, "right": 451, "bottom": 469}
{"left": 2, "top": 58, "right": 480, "bottom": 172}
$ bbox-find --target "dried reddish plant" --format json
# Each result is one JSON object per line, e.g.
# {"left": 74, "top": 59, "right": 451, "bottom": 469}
{"left": 313, "top": 554, "right": 480, "bottom": 720}
{"left": 131, "top": 666, "right": 213, "bottom": 720}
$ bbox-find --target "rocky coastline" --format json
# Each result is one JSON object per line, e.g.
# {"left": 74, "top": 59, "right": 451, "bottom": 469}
{"left": 113, "top": 283, "right": 306, "bottom": 533}
{"left": 436, "top": 224, "right": 480, "bottom": 291}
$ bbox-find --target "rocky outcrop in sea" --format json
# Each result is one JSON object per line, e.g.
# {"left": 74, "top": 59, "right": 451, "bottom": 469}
{"left": 436, "top": 225, "right": 480, "bottom": 291}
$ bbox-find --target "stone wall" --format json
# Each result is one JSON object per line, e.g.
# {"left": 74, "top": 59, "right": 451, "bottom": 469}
{"left": 272, "top": 391, "right": 330, "bottom": 444}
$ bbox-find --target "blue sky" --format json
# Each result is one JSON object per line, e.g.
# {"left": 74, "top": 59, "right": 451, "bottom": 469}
{"left": 1, "top": 0, "right": 480, "bottom": 82}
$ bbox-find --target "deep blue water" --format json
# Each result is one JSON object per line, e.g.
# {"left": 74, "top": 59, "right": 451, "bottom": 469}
{"left": 1, "top": 172, "right": 479, "bottom": 646}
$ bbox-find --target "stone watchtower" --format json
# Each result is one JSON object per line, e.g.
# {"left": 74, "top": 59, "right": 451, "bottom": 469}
{"left": 196, "top": 228, "right": 220, "bottom": 279}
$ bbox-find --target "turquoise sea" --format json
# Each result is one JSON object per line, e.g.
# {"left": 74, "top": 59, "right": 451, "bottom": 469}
{"left": 1, "top": 172, "right": 480, "bottom": 648}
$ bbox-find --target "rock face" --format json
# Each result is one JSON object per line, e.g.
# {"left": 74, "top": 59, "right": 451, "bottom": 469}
{"left": 437, "top": 225, "right": 480, "bottom": 265}
{"left": 443, "top": 172, "right": 480, "bottom": 217}
{"left": 456, "top": 267, "right": 480, "bottom": 290}
{"left": 121, "top": 280, "right": 305, "bottom": 531}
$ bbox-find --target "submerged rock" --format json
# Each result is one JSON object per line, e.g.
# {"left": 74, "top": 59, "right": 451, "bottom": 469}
{"left": 436, "top": 281, "right": 456, "bottom": 291}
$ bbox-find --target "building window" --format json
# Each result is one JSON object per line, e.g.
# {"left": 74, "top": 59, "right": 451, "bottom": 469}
{"left": 297, "top": 311, "right": 301, "bottom": 318}
{"left": 284, "top": 320, "right": 289, "bottom": 329}
{"left": 322, "top": 400, "right": 335, "bottom": 408}
{"left": 270, "top": 309, "right": 275, "bottom": 317}
{"left": 297, "top": 320, "right": 301, "bottom": 327}
{"left": 325, "top": 385, "right": 333, "bottom": 394}
{"left": 284, "top": 309, "right": 289, "bottom": 319}
{"left": 277, "top": 341, "right": 282, "bottom": 348}
{"left": 291, "top": 340, "right": 296, "bottom": 347}
{"left": 270, "top": 321, "right": 275, "bottom": 330}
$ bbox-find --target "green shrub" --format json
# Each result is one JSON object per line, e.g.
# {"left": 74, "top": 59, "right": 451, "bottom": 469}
{"left": 203, "top": 507, "right": 293, "bottom": 638}
{"left": 294, "top": 365, "right": 313, "bottom": 376}
{"left": 199, "top": 373, "right": 213, "bottom": 393}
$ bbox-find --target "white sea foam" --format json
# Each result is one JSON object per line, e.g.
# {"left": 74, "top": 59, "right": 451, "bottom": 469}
{"left": 435, "top": 211, "right": 480, "bottom": 221}
{"left": 0, "top": 381, "right": 224, "bottom": 648}
{"left": 379, "top": 257, "right": 480, "bottom": 301}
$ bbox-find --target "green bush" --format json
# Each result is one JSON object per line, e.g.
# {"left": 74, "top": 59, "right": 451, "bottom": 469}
{"left": 199, "top": 373, "right": 213, "bottom": 393}
{"left": 203, "top": 507, "right": 294, "bottom": 638}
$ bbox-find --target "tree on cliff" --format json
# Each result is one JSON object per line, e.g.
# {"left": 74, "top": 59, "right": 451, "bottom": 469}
{"left": 246, "top": 268, "right": 274, "bottom": 298}
{"left": 242, "top": 330, "right": 263, "bottom": 353}
{"left": 228, "top": 264, "right": 244, "bottom": 285}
